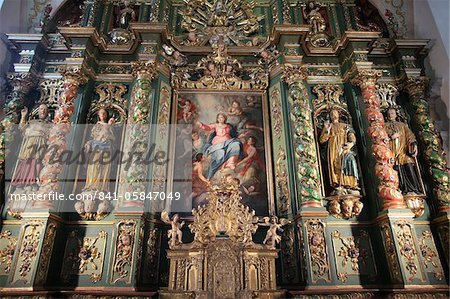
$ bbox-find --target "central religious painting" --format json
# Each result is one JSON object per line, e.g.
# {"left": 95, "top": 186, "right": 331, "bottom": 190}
{"left": 173, "top": 91, "right": 272, "bottom": 216}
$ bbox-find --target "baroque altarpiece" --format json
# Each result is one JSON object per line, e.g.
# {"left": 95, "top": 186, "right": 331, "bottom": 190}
{"left": 0, "top": 0, "right": 449, "bottom": 298}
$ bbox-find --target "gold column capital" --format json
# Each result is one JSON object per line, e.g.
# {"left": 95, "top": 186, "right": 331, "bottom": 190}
{"left": 281, "top": 64, "right": 307, "bottom": 85}
{"left": 7, "top": 72, "right": 37, "bottom": 93}
{"left": 58, "top": 66, "right": 88, "bottom": 85}
{"left": 351, "top": 69, "right": 382, "bottom": 88}
{"left": 132, "top": 60, "right": 158, "bottom": 81}
{"left": 404, "top": 76, "right": 429, "bottom": 96}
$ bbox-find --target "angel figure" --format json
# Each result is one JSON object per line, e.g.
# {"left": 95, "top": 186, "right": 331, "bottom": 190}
{"left": 261, "top": 216, "right": 290, "bottom": 248}
{"left": 162, "top": 44, "right": 187, "bottom": 67}
{"left": 161, "top": 211, "right": 185, "bottom": 248}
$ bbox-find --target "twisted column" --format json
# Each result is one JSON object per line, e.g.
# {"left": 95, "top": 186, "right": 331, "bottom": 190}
{"left": 352, "top": 70, "right": 404, "bottom": 210}
{"left": 119, "top": 61, "right": 157, "bottom": 208}
{"left": 32, "top": 66, "right": 88, "bottom": 209}
{"left": 404, "top": 77, "right": 450, "bottom": 213}
{"left": 282, "top": 64, "right": 322, "bottom": 208}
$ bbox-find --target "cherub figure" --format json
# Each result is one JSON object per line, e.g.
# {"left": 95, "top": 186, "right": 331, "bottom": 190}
{"left": 162, "top": 44, "right": 187, "bottom": 67}
{"left": 261, "top": 216, "right": 290, "bottom": 248}
{"left": 162, "top": 211, "right": 185, "bottom": 248}
{"left": 177, "top": 99, "right": 197, "bottom": 123}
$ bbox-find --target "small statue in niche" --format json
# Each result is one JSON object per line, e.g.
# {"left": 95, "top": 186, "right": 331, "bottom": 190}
{"left": 162, "top": 211, "right": 185, "bottom": 249}
{"left": 109, "top": 0, "right": 137, "bottom": 45}
{"left": 75, "top": 108, "right": 115, "bottom": 220}
{"left": 384, "top": 107, "right": 423, "bottom": 195}
{"left": 117, "top": 0, "right": 136, "bottom": 30}
{"left": 301, "top": 1, "right": 332, "bottom": 47}
{"left": 355, "top": 0, "right": 389, "bottom": 37}
{"left": 261, "top": 216, "right": 290, "bottom": 249}
{"left": 302, "top": 1, "right": 326, "bottom": 34}
{"left": 8, "top": 104, "right": 51, "bottom": 218}
{"left": 83, "top": 108, "right": 116, "bottom": 192}
{"left": 11, "top": 105, "right": 50, "bottom": 191}
{"left": 319, "top": 109, "right": 360, "bottom": 195}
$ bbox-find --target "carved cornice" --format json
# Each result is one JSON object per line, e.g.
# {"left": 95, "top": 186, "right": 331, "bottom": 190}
{"left": 281, "top": 64, "right": 307, "bottom": 85}
{"left": 58, "top": 66, "right": 88, "bottom": 85}
{"left": 351, "top": 69, "right": 382, "bottom": 88}
{"left": 131, "top": 61, "right": 158, "bottom": 81}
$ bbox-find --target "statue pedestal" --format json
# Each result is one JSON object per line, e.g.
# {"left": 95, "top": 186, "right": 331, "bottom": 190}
{"left": 160, "top": 238, "right": 285, "bottom": 299}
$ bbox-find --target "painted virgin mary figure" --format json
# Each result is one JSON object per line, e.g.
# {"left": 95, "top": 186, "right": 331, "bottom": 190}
{"left": 319, "top": 109, "right": 359, "bottom": 194}
{"left": 197, "top": 113, "right": 243, "bottom": 179}
{"left": 83, "top": 108, "right": 116, "bottom": 192}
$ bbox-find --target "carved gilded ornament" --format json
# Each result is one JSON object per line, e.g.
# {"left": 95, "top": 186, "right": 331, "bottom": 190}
{"left": 331, "top": 230, "right": 376, "bottom": 283}
{"left": 352, "top": 70, "right": 404, "bottom": 210}
{"left": 275, "top": 148, "right": 290, "bottom": 214}
{"left": 281, "top": 64, "right": 307, "bottom": 85}
{"left": 37, "top": 79, "right": 64, "bottom": 114}
{"left": 158, "top": 86, "right": 171, "bottom": 138}
{"left": 145, "top": 228, "right": 160, "bottom": 282}
{"left": 280, "top": 225, "right": 298, "bottom": 283}
{"left": 404, "top": 77, "right": 450, "bottom": 210}
{"left": 305, "top": 219, "right": 331, "bottom": 282}
{"left": 172, "top": 42, "right": 268, "bottom": 90}
{"left": 179, "top": 0, "right": 262, "bottom": 46}
{"left": 282, "top": 67, "right": 322, "bottom": 205}
{"left": 35, "top": 222, "right": 57, "bottom": 285}
{"left": 394, "top": 220, "right": 425, "bottom": 282}
{"left": 14, "top": 221, "right": 44, "bottom": 283}
{"left": 112, "top": 220, "right": 136, "bottom": 283}
{"left": 131, "top": 60, "right": 157, "bottom": 81}
{"left": 380, "top": 222, "right": 402, "bottom": 283}
{"left": 189, "top": 181, "right": 258, "bottom": 245}
{"left": 61, "top": 230, "right": 108, "bottom": 283}
{"left": 271, "top": 87, "right": 283, "bottom": 140}
{"left": 419, "top": 230, "right": 444, "bottom": 280}
{"left": 0, "top": 231, "right": 17, "bottom": 274}
{"left": 88, "top": 83, "right": 128, "bottom": 124}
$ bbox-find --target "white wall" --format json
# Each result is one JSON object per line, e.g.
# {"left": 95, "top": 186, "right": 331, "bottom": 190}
{"left": 413, "top": 0, "right": 450, "bottom": 162}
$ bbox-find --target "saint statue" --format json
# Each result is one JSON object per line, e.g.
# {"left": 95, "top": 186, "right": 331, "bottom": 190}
{"left": 385, "top": 107, "right": 422, "bottom": 194}
{"left": 319, "top": 109, "right": 359, "bottom": 194}
{"left": 118, "top": 0, "right": 136, "bottom": 30}
{"left": 11, "top": 104, "right": 50, "bottom": 191}
{"left": 83, "top": 108, "right": 116, "bottom": 192}
{"left": 302, "top": 1, "right": 326, "bottom": 34}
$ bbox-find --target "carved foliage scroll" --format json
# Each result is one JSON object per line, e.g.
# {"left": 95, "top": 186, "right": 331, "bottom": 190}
{"left": 305, "top": 219, "right": 330, "bottom": 282}
{"left": 61, "top": 230, "right": 108, "bottom": 283}
{"left": 331, "top": 230, "right": 377, "bottom": 283}
{"left": 394, "top": 220, "right": 425, "bottom": 282}
{"left": 418, "top": 230, "right": 444, "bottom": 281}
{"left": 0, "top": 231, "right": 18, "bottom": 275}
{"left": 269, "top": 83, "right": 291, "bottom": 215}
{"left": 111, "top": 220, "right": 137, "bottom": 284}
{"left": 10, "top": 220, "right": 44, "bottom": 284}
